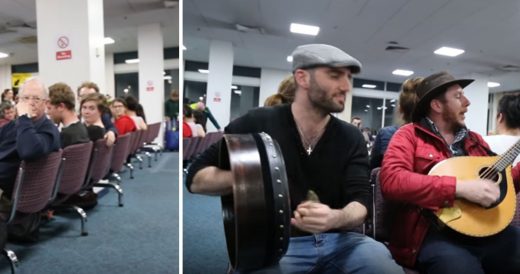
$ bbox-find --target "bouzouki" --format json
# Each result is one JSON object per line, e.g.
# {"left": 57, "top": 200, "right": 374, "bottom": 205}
{"left": 219, "top": 133, "right": 291, "bottom": 271}
{"left": 431, "top": 138, "right": 520, "bottom": 237}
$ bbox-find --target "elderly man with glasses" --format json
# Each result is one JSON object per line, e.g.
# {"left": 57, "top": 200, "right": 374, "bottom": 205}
{"left": 0, "top": 77, "right": 60, "bottom": 200}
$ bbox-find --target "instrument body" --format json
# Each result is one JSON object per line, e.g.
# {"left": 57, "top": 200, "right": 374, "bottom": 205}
{"left": 431, "top": 156, "right": 516, "bottom": 237}
{"left": 219, "top": 133, "right": 291, "bottom": 271}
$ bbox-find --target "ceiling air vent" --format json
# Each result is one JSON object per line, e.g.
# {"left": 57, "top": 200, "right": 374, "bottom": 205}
{"left": 499, "top": 64, "right": 520, "bottom": 72}
{"left": 385, "top": 45, "right": 410, "bottom": 52}
{"left": 17, "top": 36, "right": 37, "bottom": 44}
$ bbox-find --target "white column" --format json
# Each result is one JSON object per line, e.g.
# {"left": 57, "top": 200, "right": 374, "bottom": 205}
{"left": 36, "top": 0, "right": 105, "bottom": 93}
{"left": 0, "top": 65, "right": 12, "bottom": 91}
{"left": 138, "top": 23, "right": 164, "bottom": 146}
{"left": 105, "top": 52, "right": 115, "bottom": 98}
{"left": 259, "top": 68, "right": 290, "bottom": 107}
{"left": 206, "top": 40, "right": 233, "bottom": 131}
{"left": 464, "top": 74, "right": 489, "bottom": 136}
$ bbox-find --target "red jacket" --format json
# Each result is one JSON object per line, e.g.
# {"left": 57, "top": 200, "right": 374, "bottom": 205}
{"left": 380, "top": 123, "right": 520, "bottom": 267}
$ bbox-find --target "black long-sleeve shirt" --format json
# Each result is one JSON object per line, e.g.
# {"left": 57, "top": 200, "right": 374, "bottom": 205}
{"left": 186, "top": 104, "right": 370, "bottom": 218}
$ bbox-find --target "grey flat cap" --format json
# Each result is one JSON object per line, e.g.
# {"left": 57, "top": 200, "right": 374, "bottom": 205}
{"left": 291, "top": 44, "right": 361, "bottom": 73}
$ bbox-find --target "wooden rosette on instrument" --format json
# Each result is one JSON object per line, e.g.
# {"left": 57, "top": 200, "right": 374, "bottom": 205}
{"left": 219, "top": 132, "right": 291, "bottom": 271}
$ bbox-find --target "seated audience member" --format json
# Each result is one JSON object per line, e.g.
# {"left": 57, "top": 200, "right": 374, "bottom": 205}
{"left": 264, "top": 75, "right": 296, "bottom": 107}
{"left": 124, "top": 95, "right": 147, "bottom": 130}
{"left": 110, "top": 98, "right": 137, "bottom": 135}
{"left": 0, "top": 101, "right": 16, "bottom": 127}
{"left": 80, "top": 93, "right": 107, "bottom": 142}
{"left": 77, "top": 81, "right": 117, "bottom": 145}
{"left": 187, "top": 44, "right": 403, "bottom": 274}
{"left": 0, "top": 78, "right": 60, "bottom": 241}
{"left": 484, "top": 93, "right": 520, "bottom": 165}
{"left": 184, "top": 106, "right": 205, "bottom": 137}
{"left": 0, "top": 78, "right": 60, "bottom": 199}
{"left": 1, "top": 88, "right": 15, "bottom": 104}
{"left": 370, "top": 77, "right": 422, "bottom": 169}
{"left": 380, "top": 71, "right": 520, "bottom": 273}
{"left": 47, "top": 82, "right": 90, "bottom": 147}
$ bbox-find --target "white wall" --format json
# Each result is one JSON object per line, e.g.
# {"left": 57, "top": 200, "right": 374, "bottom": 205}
{"left": 259, "top": 68, "right": 290, "bottom": 107}
{"left": 105, "top": 53, "right": 115, "bottom": 97}
{"left": 0, "top": 65, "right": 11, "bottom": 90}
{"left": 464, "top": 74, "right": 489, "bottom": 136}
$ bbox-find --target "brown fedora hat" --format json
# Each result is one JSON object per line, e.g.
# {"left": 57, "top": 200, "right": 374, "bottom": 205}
{"left": 412, "top": 71, "right": 474, "bottom": 121}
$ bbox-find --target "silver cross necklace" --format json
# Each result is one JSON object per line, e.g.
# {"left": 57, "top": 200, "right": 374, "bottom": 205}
{"left": 294, "top": 118, "right": 328, "bottom": 155}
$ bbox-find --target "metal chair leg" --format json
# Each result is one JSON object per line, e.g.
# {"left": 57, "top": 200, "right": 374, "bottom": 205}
{"left": 3, "top": 248, "right": 19, "bottom": 274}
{"left": 94, "top": 182, "right": 124, "bottom": 207}
{"left": 73, "top": 206, "right": 88, "bottom": 236}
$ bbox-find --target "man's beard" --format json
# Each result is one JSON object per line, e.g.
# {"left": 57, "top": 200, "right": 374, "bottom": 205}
{"left": 307, "top": 74, "right": 345, "bottom": 113}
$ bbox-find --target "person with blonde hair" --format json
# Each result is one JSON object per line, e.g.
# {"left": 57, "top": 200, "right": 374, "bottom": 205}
{"left": 370, "top": 77, "right": 422, "bottom": 169}
{"left": 264, "top": 75, "right": 296, "bottom": 107}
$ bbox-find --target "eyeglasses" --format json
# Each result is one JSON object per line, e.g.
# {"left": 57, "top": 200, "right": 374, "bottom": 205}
{"left": 20, "top": 96, "right": 44, "bottom": 103}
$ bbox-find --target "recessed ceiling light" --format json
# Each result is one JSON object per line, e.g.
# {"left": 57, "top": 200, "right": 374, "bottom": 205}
{"left": 125, "top": 58, "right": 139, "bottom": 64}
{"left": 163, "top": 75, "right": 172, "bottom": 80}
{"left": 103, "top": 37, "right": 115, "bottom": 45}
{"left": 290, "top": 23, "right": 320, "bottom": 36}
{"left": 365, "top": 105, "right": 370, "bottom": 108}
{"left": 487, "top": 82, "right": 501, "bottom": 88}
{"left": 233, "top": 90, "right": 242, "bottom": 95}
{"left": 392, "top": 69, "right": 414, "bottom": 76}
{"left": 362, "top": 84, "right": 377, "bottom": 89}
{"left": 182, "top": 45, "right": 187, "bottom": 51}
{"left": 231, "top": 85, "right": 238, "bottom": 89}
{"left": 434, "top": 46, "right": 465, "bottom": 57}
{"left": 198, "top": 69, "right": 209, "bottom": 74}
{"left": 287, "top": 55, "right": 293, "bottom": 62}
{"left": 0, "top": 52, "right": 8, "bottom": 58}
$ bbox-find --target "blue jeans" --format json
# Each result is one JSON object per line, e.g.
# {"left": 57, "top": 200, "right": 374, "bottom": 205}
{"left": 237, "top": 232, "right": 403, "bottom": 274}
{"left": 416, "top": 225, "right": 520, "bottom": 274}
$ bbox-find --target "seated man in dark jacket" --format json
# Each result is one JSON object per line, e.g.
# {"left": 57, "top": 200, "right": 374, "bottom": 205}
{"left": 0, "top": 77, "right": 61, "bottom": 199}
{"left": 0, "top": 77, "right": 60, "bottom": 242}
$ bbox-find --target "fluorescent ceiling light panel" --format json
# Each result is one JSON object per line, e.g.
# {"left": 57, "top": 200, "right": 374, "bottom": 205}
{"left": 163, "top": 76, "right": 172, "bottom": 80}
{"left": 182, "top": 45, "right": 187, "bottom": 50}
{"left": 434, "top": 46, "right": 465, "bottom": 57}
{"left": 103, "top": 37, "right": 115, "bottom": 44}
{"left": 125, "top": 58, "right": 139, "bottom": 64}
{"left": 487, "top": 82, "right": 501, "bottom": 88}
{"left": 0, "top": 52, "right": 8, "bottom": 58}
{"left": 362, "top": 84, "right": 377, "bottom": 89}
{"left": 198, "top": 69, "right": 209, "bottom": 74}
{"left": 392, "top": 69, "right": 414, "bottom": 76}
{"left": 234, "top": 90, "right": 242, "bottom": 95}
{"left": 290, "top": 23, "right": 320, "bottom": 36}
{"left": 231, "top": 85, "right": 238, "bottom": 89}
{"left": 287, "top": 55, "right": 293, "bottom": 62}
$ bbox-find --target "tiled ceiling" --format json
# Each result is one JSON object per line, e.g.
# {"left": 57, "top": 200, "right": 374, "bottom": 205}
{"left": 0, "top": 0, "right": 178, "bottom": 65}
{"left": 184, "top": 0, "right": 520, "bottom": 93}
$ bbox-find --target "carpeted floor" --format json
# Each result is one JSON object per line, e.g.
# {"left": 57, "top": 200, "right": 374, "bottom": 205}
{"left": 0, "top": 152, "right": 179, "bottom": 274}
{"left": 182, "top": 175, "right": 229, "bottom": 274}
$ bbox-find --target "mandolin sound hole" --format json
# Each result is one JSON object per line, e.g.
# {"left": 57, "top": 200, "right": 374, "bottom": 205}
{"left": 478, "top": 167, "right": 501, "bottom": 183}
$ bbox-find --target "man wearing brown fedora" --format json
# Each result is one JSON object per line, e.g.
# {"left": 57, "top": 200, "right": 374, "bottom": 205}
{"left": 380, "top": 71, "right": 520, "bottom": 273}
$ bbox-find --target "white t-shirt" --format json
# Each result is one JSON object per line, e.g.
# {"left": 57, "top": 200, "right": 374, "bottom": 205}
{"left": 187, "top": 121, "right": 204, "bottom": 137}
{"left": 483, "top": 135, "right": 520, "bottom": 165}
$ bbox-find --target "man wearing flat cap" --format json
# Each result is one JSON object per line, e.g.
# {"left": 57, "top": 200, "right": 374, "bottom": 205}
{"left": 380, "top": 71, "right": 520, "bottom": 273}
{"left": 186, "top": 44, "right": 403, "bottom": 273}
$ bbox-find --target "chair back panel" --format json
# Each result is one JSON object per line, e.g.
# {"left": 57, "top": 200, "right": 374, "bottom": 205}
{"left": 87, "top": 139, "right": 114, "bottom": 184}
{"left": 59, "top": 142, "right": 93, "bottom": 195}
{"left": 13, "top": 150, "right": 63, "bottom": 213}
{"left": 110, "top": 133, "right": 131, "bottom": 172}
{"left": 146, "top": 122, "right": 161, "bottom": 143}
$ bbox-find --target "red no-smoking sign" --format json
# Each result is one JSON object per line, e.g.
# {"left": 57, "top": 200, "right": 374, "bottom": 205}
{"left": 57, "top": 36, "right": 69, "bottom": 49}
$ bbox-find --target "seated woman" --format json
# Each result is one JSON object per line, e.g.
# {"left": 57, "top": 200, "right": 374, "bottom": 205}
{"left": 110, "top": 98, "right": 136, "bottom": 135}
{"left": 124, "top": 95, "right": 147, "bottom": 130}
{"left": 184, "top": 105, "right": 205, "bottom": 137}
{"left": 80, "top": 93, "right": 106, "bottom": 141}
